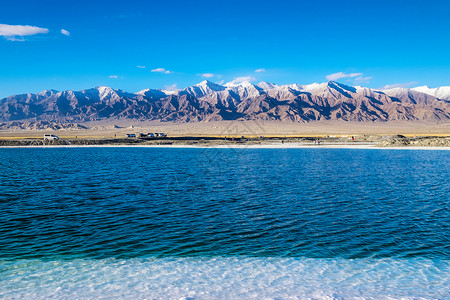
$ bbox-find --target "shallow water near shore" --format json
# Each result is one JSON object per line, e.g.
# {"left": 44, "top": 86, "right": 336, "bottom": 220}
{"left": 2, "top": 257, "right": 449, "bottom": 299}
{"left": 1, "top": 147, "right": 449, "bottom": 299}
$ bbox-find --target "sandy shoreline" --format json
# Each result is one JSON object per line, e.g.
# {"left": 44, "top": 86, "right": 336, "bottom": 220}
{"left": 1, "top": 143, "right": 449, "bottom": 150}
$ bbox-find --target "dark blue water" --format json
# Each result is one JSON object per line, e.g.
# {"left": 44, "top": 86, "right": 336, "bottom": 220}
{"left": 1, "top": 147, "right": 449, "bottom": 260}
{"left": 1, "top": 147, "right": 449, "bottom": 299}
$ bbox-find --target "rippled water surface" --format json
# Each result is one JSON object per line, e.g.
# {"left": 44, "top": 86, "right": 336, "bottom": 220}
{"left": 1, "top": 147, "right": 449, "bottom": 299}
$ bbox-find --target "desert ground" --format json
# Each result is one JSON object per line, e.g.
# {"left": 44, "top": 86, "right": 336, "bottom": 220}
{"left": 1, "top": 120, "right": 450, "bottom": 138}
{"left": 1, "top": 120, "right": 449, "bottom": 148}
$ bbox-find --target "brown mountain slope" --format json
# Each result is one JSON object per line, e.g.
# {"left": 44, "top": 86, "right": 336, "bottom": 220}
{"left": 0, "top": 81, "right": 449, "bottom": 123}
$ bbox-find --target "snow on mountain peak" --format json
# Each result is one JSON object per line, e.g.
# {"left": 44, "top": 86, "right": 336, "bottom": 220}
{"left": 257, "top": 81, "right": 279, "bottom": 90}
{"left": 411, "top": 85, "right": 450, "bottom": 100}
{"left": 224, "top": 80, "right": 255, "bottom": 88}
{"left": 137, "top": 88, "right": 150, "bottom": 95}
{"left": 37, "top": 89, "right": 59, "bottom": 96}
{"left": 301, "top": 82, "right": 326, "bottom": 92}
{"left": 414, "top": 85, "right": 430, "bottom": 90}
{"left": 6, "top": 81, "right": 450, "bottom": 106}
{"left": 137, "top": 88, "right": 167, "bottom": 99}
{"left": 93, "top": 86, "right": 115, "bottom": 96}
{"left": 196, "top": 80, "right": 212, "bottom": 86}
{"left": 194, "top": 80, "right": 225, "bottom": 90}
{"left": 381, "top": 87, "right": 409, "bottom": 92}
{"left": 239, "top": 81, "right": 253, "bottom": 87}
{"left": 96, "top": 86, "right": 113, "bottom": 91}
{"left": 161, "top": 89, "right": 179, "bottom": 95}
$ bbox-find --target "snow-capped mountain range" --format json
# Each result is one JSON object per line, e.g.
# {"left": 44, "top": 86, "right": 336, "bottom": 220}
{"left": 1, "top": 80, "right": 449, "bottom": 123}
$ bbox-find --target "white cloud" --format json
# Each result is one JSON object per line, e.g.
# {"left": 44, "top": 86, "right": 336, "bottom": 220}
{"left": 151, "top": 68, "right": 171, "bottom": 74}
{"left": 326, "top": 72, "right": 363, "bottom": 81}
{"left": 226, "top": 76, "right": 257, "bottom": 85}
{"left": 0, "top": 24, "right": 49, "bottom": 40}
{"left": 109, "top": 75, "right": 118, "bottom": 79}
{"left": 382, "top": 82, "right": 418, "bottom": 89}
{"left": 201, "top": 73, "right": 214, "bottom": 78}
{"left": 136, "top": 65, "right": 146, "bottom": 69}
{"left": 164, "top": 83, "right": 178, "bottom": 91}
{"left": 199, "top": 73, "right": 222, "bottom": 78}
{"left": 0, "top": 24, "right": 49, "bottom": 36}
{"left": 254, "top": 68, "right": 266, "bottom": 73}
{"left": 61, "top": 29, "right": 70, "bottom": 36}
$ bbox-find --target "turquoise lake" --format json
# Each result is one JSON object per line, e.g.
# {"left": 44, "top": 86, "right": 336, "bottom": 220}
{"left": 0, "top": 147, "right": 449, "bottom": 299}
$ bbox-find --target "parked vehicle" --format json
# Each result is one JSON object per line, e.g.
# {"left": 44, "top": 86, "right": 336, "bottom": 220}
{"left": 44, "top": 134, "right": 59, "bottom": 140}
{"left": 138, "top": 132, "right": 167, "bottom": 139}
{"left": 126, "top": 134, "right": 136, "bottom": 138}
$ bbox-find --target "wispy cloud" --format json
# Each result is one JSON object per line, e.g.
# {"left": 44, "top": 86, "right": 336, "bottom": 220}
{"left": 164, "top": 83, "right": 178, "bottom": 91}
{"left": 326, "top": 72, "right": 363, "bottom": 81}
{"left": 382, "top": 82, "right": 418, "bottom": 89}
{"left": 151, "top": 68, "right": 171, "bottom": 74}
{"left": 226, "top": 76, "right": 257, "bottom": 85}
{"left": 326, "top": 71, "right": 373, "bottom": 85}
{"left": 3, "top": 36, "right": 26, "bottom": 42}
{"left": 136, "top": 65, "right": 146, "bottom": 69}
{"left": 109, "top": 75, "right": 118, "bottom": 79}
{"left": 199, "top": 73, "right": 222, "bottom": 78}
{"left": 61, "top": 29, "right": 70, "bottom": 36}
{"left": 353, "top": 76, "right": 373, "bottom": 84}
{"left": 0, "top": 24, "right": 49, "bottom": 41}
{"left": 255, "top": 68, "right": 266, "bottom": 73}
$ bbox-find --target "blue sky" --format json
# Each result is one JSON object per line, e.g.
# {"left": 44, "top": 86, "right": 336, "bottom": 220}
{"left": 1, "top": 0, "right": 449, "bottom": 97}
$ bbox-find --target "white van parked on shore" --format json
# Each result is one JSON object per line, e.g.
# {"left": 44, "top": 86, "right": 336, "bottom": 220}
{"left": 44, "top": 134, "right": 59, "bottom": 140}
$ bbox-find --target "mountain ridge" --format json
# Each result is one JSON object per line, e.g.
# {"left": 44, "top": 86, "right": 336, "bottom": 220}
{"left": 1, "top": 81, "right": 449, "bottom": 123}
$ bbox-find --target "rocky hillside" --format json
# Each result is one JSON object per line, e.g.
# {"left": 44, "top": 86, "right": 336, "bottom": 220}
{"left": 0, "top": 81, "right": 449, "bottom": 123}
